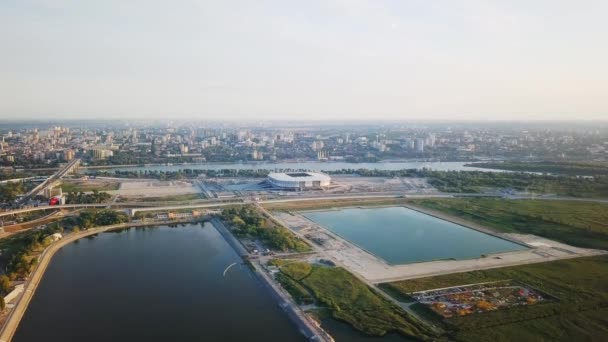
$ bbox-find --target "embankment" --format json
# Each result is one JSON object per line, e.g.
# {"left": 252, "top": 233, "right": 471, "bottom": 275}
{"left": 209, "top": 218, "right": 332, "bottom": 341}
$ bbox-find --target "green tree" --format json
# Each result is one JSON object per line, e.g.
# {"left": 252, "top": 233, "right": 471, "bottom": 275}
{"left": 0, "top": 275, "right": 11, "bottom": 294}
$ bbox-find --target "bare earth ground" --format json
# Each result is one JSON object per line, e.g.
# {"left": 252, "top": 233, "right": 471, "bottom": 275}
{"left": 116, "top": 180, "right": 200, "bottom": 199}
{"left": 273, "top": 211, "right": 606, "bottom": 284}
{"left": 329, "top": 176, "right": 434, "bottom": 194}
{"left": 60, "top": 179, "right": 121, "bottom": 192}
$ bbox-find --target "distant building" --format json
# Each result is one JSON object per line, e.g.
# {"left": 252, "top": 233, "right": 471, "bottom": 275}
{"left": 91, "top": 148, "right": 113, "bottom": 159}
{"left": 415, "top": 138, "right": 425, "bottom": 152}
{"left": 63, "top": 149, "right": 75, "bottom": 161}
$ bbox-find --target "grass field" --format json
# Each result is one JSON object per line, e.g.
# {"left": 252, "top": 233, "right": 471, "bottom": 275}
{"left": 383, "top": 255, "right": 608, "bottom": 342}
{"left": 275, "top": 261, "right": 436, "bottom": 339}
{"left": 60, "top": 181, "right": 120, "bottom": 193}
{"left": 409, "top": 198, "right": 608, "bottom": 250}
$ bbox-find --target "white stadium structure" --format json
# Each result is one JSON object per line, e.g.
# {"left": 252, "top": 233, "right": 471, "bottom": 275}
{"left": 267, "top": 172, "right": 331, "bottom": 190}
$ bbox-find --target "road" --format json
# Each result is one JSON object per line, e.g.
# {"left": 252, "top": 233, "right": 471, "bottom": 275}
{"left": 3, "top": 190, "right": 608, "bottom": 219}
{"left": 14, "top": 159, "right": 81, "bottom": 207}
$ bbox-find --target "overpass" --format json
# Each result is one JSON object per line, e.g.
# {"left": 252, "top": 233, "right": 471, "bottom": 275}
{"left": 14, "top": 159, "right": 81, "bottom": 207}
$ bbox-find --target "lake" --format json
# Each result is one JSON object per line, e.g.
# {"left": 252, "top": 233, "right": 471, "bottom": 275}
{"left": 13, "top": 223, "right": 305, "bottom": 342}
{"left": 304, "top": 207, "right": 527, "bottom": 264}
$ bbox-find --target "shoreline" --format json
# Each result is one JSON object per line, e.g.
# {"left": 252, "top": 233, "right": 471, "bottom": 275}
{"left": 0, "top": 218, "right": 204, "bottom": 342}
{"left": 297, "top": 203, "right": 529, "bottom": 267}
{"left": 16, "top": 159, "right": 483, "bottom": 173}
{"left": 208, "top": 218, "right": 332, "bottom": 341}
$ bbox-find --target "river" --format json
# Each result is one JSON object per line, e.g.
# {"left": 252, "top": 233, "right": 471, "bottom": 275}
{"left": 82, "top": 161, "right": 504, "bottom": 173}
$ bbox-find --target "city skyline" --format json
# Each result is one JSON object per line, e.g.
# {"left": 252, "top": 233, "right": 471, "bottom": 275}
{"left": 2, "top": 0, "right": 607, "bottom": 121}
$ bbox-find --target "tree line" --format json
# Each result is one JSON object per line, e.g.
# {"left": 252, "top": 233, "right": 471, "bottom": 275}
{"left": 221, "top": 206, "right": 310, "bottom": 252}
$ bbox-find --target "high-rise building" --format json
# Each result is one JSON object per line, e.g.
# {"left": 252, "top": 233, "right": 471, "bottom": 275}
{"left": 415, "top": 138, "right": 425, "bottom": 152}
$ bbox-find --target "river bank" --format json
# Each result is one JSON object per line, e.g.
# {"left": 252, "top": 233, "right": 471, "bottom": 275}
{"left": 209, "top": 217, "right": 332, "bottom": 341}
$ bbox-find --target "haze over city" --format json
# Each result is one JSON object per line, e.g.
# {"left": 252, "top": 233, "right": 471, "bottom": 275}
{"left": 1, "top": 0, "right": 607, "bottom": 121}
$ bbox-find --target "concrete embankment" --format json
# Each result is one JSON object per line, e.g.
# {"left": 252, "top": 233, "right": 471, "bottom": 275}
{"left": 209, "top": 218, "right": 332, "bottom": 342}
{"left": 210, "top": 217, "right": 248, "bottom": 257}
{"left": 251, "top": 262, "right": 332, "bottom": 342}
{"left": 0, "top": 219, "right": 201, "bottom": 342}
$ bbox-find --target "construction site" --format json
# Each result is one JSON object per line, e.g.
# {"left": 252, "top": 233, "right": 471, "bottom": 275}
{"left": 411, "top": 280, "right": 551, "bottom": 318}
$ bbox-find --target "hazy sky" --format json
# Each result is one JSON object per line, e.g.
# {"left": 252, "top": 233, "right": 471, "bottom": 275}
{"left": 1, "top": 0, "right": 607, "bottom": 121}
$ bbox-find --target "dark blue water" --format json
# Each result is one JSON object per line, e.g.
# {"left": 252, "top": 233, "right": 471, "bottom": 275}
{"left": 13, "top": 223, "right": 305, "bottom": 342}
{"left": 305, "top": 207, "right": 527, "bottom": 264}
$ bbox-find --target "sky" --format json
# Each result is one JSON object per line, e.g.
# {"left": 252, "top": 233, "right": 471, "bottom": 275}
{"left": 0, "top": 0, "right": 607, "bottom": 121}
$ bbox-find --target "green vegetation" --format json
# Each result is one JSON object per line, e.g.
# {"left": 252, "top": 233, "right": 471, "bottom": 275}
{"left": 276, "top": 262, "right": 435, "bottom": 339}
{"left": 88, "top": 167, "right": 608, "bottom": 197}
{"left": 410, "top": 198, "right": 608, "bottom": 250}
{"left": 278, "top": 261, "right": 312, "bottom": 280}
{"left": 325, "top": 167, "right": 608, "bottom": 197}
{"left": 264, "top": 197, "right": 410, "bottom": 211}
{"left": 87, "top": 168, "right": 271, "bottom": 180}
{"left": 385, "top": 255, "right": 608, "bottom": 342}
{"left": 119, "top": 193, "right": 200, "bottom": 202}
{"left": 0, "top": 172, "right": 38, "bottom": 181}
{"left": 275, "top": 272, "right": 314, "bottom": 304}
{"left": 0, "top": 275, "right": 10, "bottom": 294}
{"left": 0, "top": 181, "right": 27, "bottom": 203}
{"left": 60, "top": 181, "right": 120, "bottom": 193}
{"left": 66, "top": 190, "right": 112, "bottom": 204}
{"left": 424, "top": 170, "right": 608, "bottom": 197}
{"left": 221, "top": 206, "right": 310, "bottom": 252}
{"left": 0, "top": 223, "right": 63, "bottom": 283}
{"left": 0, "top": 209, "right": 128, "bottom": 296}
{"left": 67, "top": 209, "right": 129, "bottom": 229}
{"left": 467, "top": 161, "right": 608, "bottom": 176}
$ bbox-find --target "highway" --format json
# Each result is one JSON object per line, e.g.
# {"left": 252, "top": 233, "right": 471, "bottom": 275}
{"left": 3, "top": 190, "right": 608, "bottom": 219}
{"left": 14, "top": 159, "right": 81, "bottom": 207}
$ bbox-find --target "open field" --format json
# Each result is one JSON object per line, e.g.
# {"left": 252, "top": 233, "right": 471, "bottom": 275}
{"left": 410, "top": 198, "right": 608, "bottom": 250}
{"left": 60, "top": 180, "right": 120, "bottom": 193}
{"left": 383, "top": 255, "right": 608, "bottom": 342}
{"left": 116, "top": 180, "right": 200, "bottom": 199}
{"left": 424, "top": 170, "right": 608, "bottom": 198}
{"left": 274, "top": 261, "right": 436, "bottom": 339}
{"left": 117, "top": 193, "right": 201, "bottom": 202}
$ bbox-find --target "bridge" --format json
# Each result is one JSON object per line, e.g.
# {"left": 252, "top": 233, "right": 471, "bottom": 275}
{"left": 14, "top": 158, "right": 81, "bottom": 207}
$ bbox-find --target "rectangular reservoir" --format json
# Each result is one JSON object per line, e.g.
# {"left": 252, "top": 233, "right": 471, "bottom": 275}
{"left": 304, "top": 207, "right": 527, "bottom": 265}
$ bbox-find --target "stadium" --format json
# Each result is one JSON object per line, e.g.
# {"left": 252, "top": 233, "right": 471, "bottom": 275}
{"left": 267, "top": 172, "right": 331, "bottom": 190}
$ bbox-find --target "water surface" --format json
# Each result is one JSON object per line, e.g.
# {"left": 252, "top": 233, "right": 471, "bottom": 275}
{"left": 14, "top": 223, "right": 305, "bottom": 342}
{"left": 83, "top": 161, "right": 504, "bottom": 173}
{"left": 305, "top": 207, "right": 527, "bottom": 264}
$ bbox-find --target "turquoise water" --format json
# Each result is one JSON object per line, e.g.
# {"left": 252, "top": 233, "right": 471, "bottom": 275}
{"left": 304, "top": 207, "right": 527, "bottom": 265}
